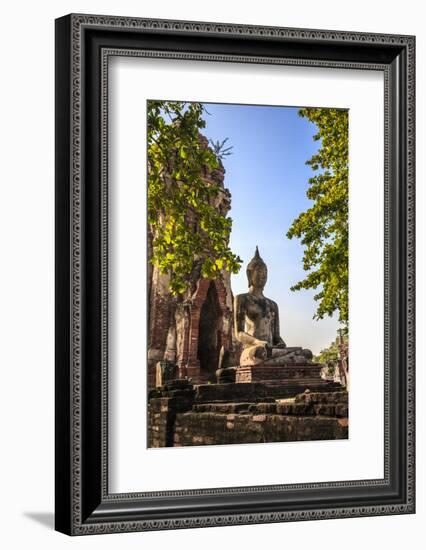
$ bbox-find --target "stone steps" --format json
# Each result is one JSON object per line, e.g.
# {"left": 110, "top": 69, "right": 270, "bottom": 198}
{"left": 191, "top": 399, "right": 348, "bottom": 418}
{"left": 194, "top": 381, "right": 343, "bottom": 403}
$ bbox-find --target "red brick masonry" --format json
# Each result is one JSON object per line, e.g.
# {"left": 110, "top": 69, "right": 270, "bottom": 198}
{"left": 236, "top": 363, "right": 327, "bottom": 385}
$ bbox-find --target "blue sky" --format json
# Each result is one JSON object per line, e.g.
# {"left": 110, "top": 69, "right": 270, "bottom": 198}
{"left": 200, "top": 102, "right": 339, "bottom": 355}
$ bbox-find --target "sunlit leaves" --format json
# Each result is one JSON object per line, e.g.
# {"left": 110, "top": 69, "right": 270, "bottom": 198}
{"left": 148, "top": 101, "right": 242, "bottom": 295}
{"left": 287, "top": 108, "right": 349, "bottom": 325}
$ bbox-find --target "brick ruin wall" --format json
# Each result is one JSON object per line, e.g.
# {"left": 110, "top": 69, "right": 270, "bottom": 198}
{"left": 173, "top": 412, "right": 348, "bottom": 447}
{"left": 148, "top": 387, "right": 348, "bottom": 448}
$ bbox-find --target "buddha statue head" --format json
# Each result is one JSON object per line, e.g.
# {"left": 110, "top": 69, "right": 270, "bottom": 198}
{"left": 246, "top": 246, "right": 268, "bottom": 290}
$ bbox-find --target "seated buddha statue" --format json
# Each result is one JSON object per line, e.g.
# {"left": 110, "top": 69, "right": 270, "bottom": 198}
{"left": 233, "top": 247, "right": 313, "bottom": 366}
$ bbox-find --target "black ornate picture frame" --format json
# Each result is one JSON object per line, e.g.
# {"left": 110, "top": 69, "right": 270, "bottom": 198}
{"left": 55, "top": 13, "right": 415, "bottom": 535}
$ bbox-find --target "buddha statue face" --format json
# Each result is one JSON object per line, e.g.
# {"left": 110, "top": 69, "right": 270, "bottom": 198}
{"left": 247, "top": 247, "right": 268, "bottom": 290}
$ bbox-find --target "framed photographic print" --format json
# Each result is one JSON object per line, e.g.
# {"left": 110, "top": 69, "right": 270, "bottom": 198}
{"left": 55, "top": 14, "right": 415, "bottom": 535}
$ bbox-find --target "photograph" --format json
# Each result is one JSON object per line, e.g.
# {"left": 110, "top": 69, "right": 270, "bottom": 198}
{"left": 147, "top": 100, "right": 349, "bottom": 447}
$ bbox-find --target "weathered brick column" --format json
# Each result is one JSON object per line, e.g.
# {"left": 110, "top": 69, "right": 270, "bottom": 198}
{"left": 185, "top": 278, "right": 232, "bottom": 383}
{"left": 147, "top": 267, "right": 176, "bottom": 388}
{"left": 148, "top": 381, "right": 195, "bottom": 447}
{"left": 175, "top": 303, "right": 191, "bottom": 379}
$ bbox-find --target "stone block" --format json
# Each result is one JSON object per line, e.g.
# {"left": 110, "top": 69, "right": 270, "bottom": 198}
{"left": 249, "top": 403, "right": 277, "bottom": 414}
{"left": 314, "top": 404, "right": 336, "bottom": 416}
{"left": 235, "top": 363, "right": 325, "bottom": 384}
{"left": 276, "top": 403, "right": 294, "bottom": 415}
{"left": 148, "top": 397, "right": 172, "bottom": 413}
{"left": 291, "top": 403, "right": 314, "bottom": 415}
{"left": 192, "top": 402, "right": 251, "bottom": 414}
{"left": 335, "top": 404, "right": 349, "bottom": 417}
{"left": 155, "top": 361, "right": 178, "bottom": 387}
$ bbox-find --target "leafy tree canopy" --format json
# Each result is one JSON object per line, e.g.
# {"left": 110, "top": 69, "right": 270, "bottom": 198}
{"left": 287, "top": 108, "right": 349, "bottom": 325}
{"left": 147, "top": 101, "right": 242, "bottom": 295}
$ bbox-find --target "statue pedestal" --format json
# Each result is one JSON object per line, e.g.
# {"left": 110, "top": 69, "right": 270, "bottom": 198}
{"left": 236, "top": 363, "right": 327, "bottom": 386}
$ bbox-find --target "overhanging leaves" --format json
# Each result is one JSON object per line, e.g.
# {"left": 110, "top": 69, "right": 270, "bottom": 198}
{"left": 287, "top": 108, "right": 349, "bottom": 324}
{"left": 148, "top": 101, "right": 242, "bottom": 295}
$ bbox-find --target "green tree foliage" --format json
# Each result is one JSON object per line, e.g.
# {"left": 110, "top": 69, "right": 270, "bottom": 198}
{"left": 314, "top": 331, "right": 348, "bottom": 364}
{"left": 147, "top": 101, "right": 242, "bottom": 295}
{"left": 287, "top": 108, "right": 349, "bottom": 324}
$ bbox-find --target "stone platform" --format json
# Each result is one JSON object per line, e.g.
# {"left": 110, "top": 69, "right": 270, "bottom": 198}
{"left": 194, "top": 380, "right": 341, "bottom": 403}
{"left": 148, "top": 382, "right": 348, "bottom": 447}
{"left": 235, "top": 363, "right": 326, "bottom": 385}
